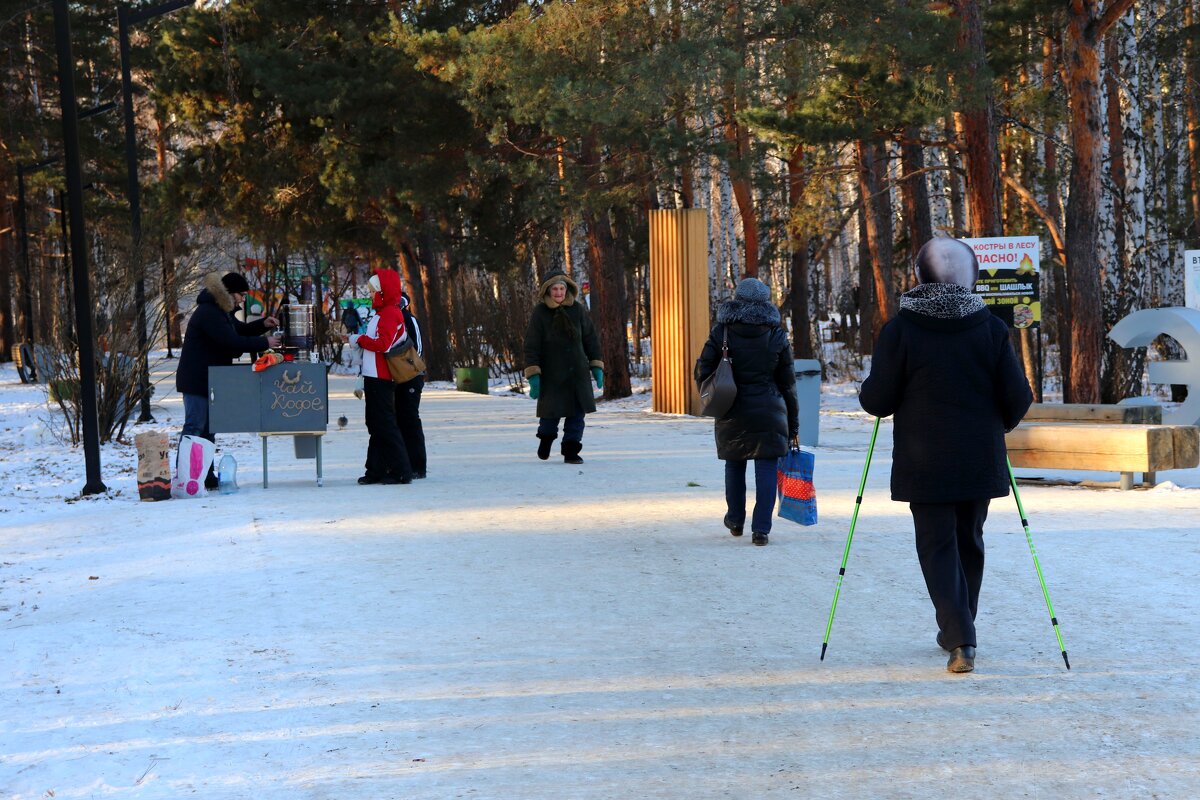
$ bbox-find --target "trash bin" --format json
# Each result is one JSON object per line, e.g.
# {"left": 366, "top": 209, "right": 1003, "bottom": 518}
{"left": 455, "top": 367, "right": 489, "bottom": 394}
{"left": 793, "top": 359, "right": 821, "bottom": 446}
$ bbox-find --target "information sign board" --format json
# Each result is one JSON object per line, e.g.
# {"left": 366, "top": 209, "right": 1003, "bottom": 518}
{"left": 961, "top": 236, "right": 1041, "bottom": 329}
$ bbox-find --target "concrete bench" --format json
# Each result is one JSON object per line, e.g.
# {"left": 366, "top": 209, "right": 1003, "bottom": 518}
{"left": 1006, "top": 422, "right": 1200, "bottom": 490}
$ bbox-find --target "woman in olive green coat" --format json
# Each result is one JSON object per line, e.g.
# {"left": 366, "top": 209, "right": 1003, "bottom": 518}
{"left": 523, "top": 270, "right": 604, "bottom": 464}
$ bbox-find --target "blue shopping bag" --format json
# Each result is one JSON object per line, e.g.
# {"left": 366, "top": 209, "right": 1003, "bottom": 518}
{"left": 777, "top": 447, "right": 817, "bottom": 526}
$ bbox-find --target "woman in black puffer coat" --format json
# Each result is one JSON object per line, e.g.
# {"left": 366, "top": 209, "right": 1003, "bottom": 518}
{"left": 695, "top": 278, "right": 799, "bottom": 546}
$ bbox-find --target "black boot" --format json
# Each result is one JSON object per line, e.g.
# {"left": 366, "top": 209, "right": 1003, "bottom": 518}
{"left": 537, "top": 435, "right": 556, "bottom": 461}
{"left": 562, "top": 440, "right": 584, "bottom": 464}
{"left": 947, "top": 646, "right": 976, "bottom": 673}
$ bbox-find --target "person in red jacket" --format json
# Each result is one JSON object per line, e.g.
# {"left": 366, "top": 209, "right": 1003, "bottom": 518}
{"left": 348, "top": 269, "right": 413, "bottom": 484}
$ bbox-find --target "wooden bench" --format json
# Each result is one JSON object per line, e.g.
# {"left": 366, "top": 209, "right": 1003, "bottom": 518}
{"left": 1007, "top": 422, "right": 1200, "bottom": 490}
{"left": 1023, "top": 402, "right": 1162, "bottom": 424}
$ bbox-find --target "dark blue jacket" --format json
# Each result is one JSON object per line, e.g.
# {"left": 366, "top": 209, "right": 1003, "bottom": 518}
{"left": 176, "top": 273, "right": 271, "bottom": 396}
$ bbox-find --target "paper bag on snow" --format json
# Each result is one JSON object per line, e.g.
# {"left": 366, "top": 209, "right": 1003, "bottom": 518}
{"left": 172, "top": 435, "right": 215, "bottom": 499}
{"left": 135, "top": 431, "right": 172, "bottom": 501}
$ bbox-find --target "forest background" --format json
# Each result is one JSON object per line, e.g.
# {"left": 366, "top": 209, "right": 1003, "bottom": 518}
{"left": 1, "top": 0, "right": 1196, "bottom": 442}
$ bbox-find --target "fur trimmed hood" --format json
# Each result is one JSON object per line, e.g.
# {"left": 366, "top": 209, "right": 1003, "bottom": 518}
{"left": 201, "top": 272, "right": 237, "bottom": 313}
{"left": 536, "top": 271, "right": 579, "bottom": 308}
{"left": 716, "top": 297, "right": 781, "bottom": 326}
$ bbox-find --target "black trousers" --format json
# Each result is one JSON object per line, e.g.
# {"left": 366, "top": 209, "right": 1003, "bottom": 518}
{"left": 909, "top": 499, "right": 990, "bottom": 650}
{"left": 394, "top": 375, "right": 427, "bottom": 476}
{"left": 363, "top": 376, "right": 413, "bottom": 479}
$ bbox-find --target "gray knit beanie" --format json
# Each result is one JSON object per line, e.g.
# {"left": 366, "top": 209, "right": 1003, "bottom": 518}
{"left": 734, "top": 277, "right": 771, "bottom": 303}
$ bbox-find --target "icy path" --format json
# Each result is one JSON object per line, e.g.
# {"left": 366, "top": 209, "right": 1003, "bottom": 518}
{"left": 2, "top": 368, "right": 1199, "bottom": 798}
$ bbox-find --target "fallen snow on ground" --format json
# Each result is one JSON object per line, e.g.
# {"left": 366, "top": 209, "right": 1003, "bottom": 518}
{"left": 2, "top": 356, "right": 1199, "bottom": 799}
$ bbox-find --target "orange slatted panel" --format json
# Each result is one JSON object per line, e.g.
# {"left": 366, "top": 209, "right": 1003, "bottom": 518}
{"left": 650, "top": 210, "right": 709, "bottom": 415}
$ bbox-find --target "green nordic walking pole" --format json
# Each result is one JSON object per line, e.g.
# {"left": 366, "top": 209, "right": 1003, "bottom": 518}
{"left": 820, "top": 416, "right": 881, "bottom": 661}
{"left": 1007, "top": 456, "right": 1070, "bottom": 670}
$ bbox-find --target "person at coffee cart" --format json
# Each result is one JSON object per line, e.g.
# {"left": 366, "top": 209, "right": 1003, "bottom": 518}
{"left": 346, "top": 268, "right": 414, "bottom": 485}
{"left": 177, "top": 271, "right": 281, "bottom": 488}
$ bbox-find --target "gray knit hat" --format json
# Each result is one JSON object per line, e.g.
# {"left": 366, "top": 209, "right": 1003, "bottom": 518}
{"left": 734, "top": 277, "right": 771, "bottom": 303}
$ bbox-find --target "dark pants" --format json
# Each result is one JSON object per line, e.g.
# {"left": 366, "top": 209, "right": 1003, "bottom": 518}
{"left": 725, "top": 458, "right": 777, "bottom": 534}
{"left": 394, "top": 375, "right": 427, "bottom": 476}
{"left": 910, "top": 499, "right": 990, "bottom": 650}
{"left": 364, "top": 376, "right": 412, "bottom": 480}
{"left": 537, "top": 412, "right": 585, "bottom": 443}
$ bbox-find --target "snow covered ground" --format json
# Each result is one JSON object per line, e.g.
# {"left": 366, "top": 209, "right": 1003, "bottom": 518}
{"left": 2, "top": 355, "right": 1199, "bottom": 799}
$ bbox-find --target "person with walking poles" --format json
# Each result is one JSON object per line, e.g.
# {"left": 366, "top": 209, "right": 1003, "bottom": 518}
{"left": 858, "top": 237, "right": 1033, "bottom": 673}
{"left": 348, "top": 268, "right": 414, "bottom": 485}
{"left": 694, "top": 277, "right": 799, "bottom": 547}
{"left": 395, "top": 291, "right": 427, "bottom": 479}
{"left": 523, "top": 270, "right": 603, "bottom": 464}
{"left": 176, "top": 271, "right": 281, "bottom": 489}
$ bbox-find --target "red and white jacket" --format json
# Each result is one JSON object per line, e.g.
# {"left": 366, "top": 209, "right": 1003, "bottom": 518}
{"left": 350, "top": 268, "right": 407, "bottom": 380}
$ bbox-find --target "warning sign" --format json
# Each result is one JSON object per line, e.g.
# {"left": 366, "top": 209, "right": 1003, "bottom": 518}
{"left": 961, "top": 236, "right": 1041, "bottom": 329}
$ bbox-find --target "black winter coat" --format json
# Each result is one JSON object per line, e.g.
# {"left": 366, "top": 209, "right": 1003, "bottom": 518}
{"left": 858, "top": 303, "right": 1033, "bottom": 503}
{"left": 176, "top": 273, "right": 271, "bottom": 396}
{"left": 695, "top": 322, "right": 799, "bottom": 461}
{"left": 523, "top": 273, "right": 603, "bottom": 419}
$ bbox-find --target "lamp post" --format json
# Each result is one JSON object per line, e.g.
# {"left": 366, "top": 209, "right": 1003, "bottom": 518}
{"left": 119, "top": 0, "right": 193, "bottom": 424}
{"left": 53, "top": 0, "right": 106, "bottom": 495}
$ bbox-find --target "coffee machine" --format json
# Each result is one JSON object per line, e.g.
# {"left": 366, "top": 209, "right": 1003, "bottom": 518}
{"left": 280, "top": 303, "right": 315, "bottom": 362}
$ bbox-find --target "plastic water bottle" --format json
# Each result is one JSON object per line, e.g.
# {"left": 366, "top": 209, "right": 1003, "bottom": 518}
{"left": 217, "top": 454, "right": 239, "bottom": 494}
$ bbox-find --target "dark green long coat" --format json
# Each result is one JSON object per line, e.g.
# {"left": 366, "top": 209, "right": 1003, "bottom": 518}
{"left": 523, "top": 273, "right": 604, "bottom": 419}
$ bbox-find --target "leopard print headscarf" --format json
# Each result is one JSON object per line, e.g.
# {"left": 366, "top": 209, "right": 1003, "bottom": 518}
{"left": 899, "top": 282, "right": 985, "bottom": 320}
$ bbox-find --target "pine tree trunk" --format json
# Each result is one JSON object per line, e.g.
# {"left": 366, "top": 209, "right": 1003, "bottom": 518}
{"left": 856, "top": 138, "right": 896, "bottom": 341}
{"left": 584, "top": 209, "right": 632, "bottom": 399}
{"left": 787, "top": 144, "right": 815, "bottom": 358}
{"left": 0, "top": 159, "right": 15, "bottom": 359}
{"left": 721, "top": 0, "right": 758, "bottom": 277}
{"left": 946, "top": 116, "right": 968, "bottom": 235}
{"left": 856, "top": 207, "right": 876, "bottom": 355}
{"left": 723, "top": 114, "right": 759, "bottom": 278}
{"left": 899, "top": 127, "right": 933, "bottom": 263}
{"left": 416, "top": 227, "right": 451, "bottom": 381}
{"left": 397, "top": 240, "right": 425, "bottom": 324}
{"left": 1100, "top": 26, "right": 1127, "bottom": 403}
{"left": 953, "top": 0, "right": 1003, "bottom": 237}
{"left": 1062, "top": 0, "right": 1107, "bottom": 403}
